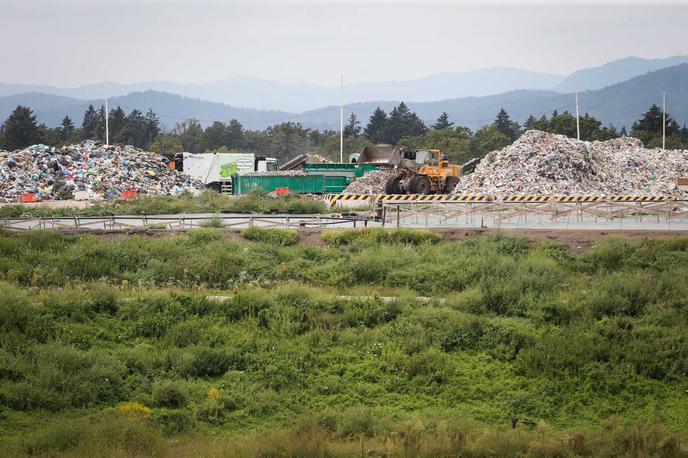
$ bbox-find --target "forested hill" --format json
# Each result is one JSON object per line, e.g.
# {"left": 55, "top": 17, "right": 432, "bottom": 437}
{"left": 300, "top": 63, "right": 688, "bottom": 131}
{"left": 25, "top": 91, "right": 294, "bottom": 131}
{"left": 2, "top": 64, "right": 687, "bottom": 132}
{"left": 555, "top": 55, "right": 688, "bottom": 93}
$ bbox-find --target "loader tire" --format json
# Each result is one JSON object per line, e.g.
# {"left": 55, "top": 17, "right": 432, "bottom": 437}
{"left": 444, "top": 176, "right": 460, "bottom": 193}
{"left": 408, "top": 175, "right": 432, "bottom": 195}
{"left": 385, "top": 175, "right": 403, "bottom": 194}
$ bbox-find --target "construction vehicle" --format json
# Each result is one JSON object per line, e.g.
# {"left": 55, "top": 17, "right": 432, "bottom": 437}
{"left": 384, "top": 149, "right": 463, "bottom": 194}
{"left": 174, "top": 152, "right": 278, "bottom": 193}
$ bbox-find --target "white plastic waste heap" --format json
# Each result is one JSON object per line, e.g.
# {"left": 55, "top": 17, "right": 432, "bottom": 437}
{"left": 0, "top": 140, "right": 204, "bottom": 202}
{"left": 454, "top": 130, "right": 688, "bottom": 197}
{"left": 342, "top": 169, "right": 397, "bottom": 194}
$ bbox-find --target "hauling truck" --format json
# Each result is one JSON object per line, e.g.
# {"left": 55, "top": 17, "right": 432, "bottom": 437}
{"left": 174, "top": 152, "right": 278, "bottom": 193}
{"left": 385, "top": 149, "right": 479, "bottom": 195}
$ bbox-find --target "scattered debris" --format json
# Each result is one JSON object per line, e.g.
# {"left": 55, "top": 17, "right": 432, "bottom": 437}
{"left": 0, "top": 141, "right": 204, "bottom": 202}
{"left": 245, "top": 170, "right": 307, "bottom": 177}
{"left": 454, "top": 130, "right": 688, "bottom": 197}
{"left": 306, "top": 154, "right": 332, "bottom": 164}
{"left": 342, "top": 169, "right": 397, "bottom": 194}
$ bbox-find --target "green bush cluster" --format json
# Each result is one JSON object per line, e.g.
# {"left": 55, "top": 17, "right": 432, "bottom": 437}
{"left": 0, "top": 189, "right": 327, "bottom": 218}
{"left": 322, "top": 227, "right": 442, "bottom": 246}
{"left": 1, "top": 233, "right": 688, "bottom": 456}
{"left": 242, "top": 227, "right": 299, "bottom": 246}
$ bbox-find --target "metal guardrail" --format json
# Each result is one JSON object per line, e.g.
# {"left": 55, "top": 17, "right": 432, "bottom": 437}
{"left": 378, "top": 198, "right": 688, "bottom": 230}
{"left": 0, "top": 213, "right": 377, "bottom": 231}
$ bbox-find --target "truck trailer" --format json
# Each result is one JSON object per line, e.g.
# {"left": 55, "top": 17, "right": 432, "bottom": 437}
{"left": 174, "top": 152, "right": 278, "bottom": 193}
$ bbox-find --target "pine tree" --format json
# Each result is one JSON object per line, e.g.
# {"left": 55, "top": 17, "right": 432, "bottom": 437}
{"left": 226, "top": 119, "right": 244, "bottom": 149}
{"left": 97, "top": 105, "right": 106, "bottom": 140}
{"left": 205, "top": 121, "right": 228, "bottom": 151}
{"left": 124, "top": 109, "right": 146, "bottom": 147}
{"left": 0, "top": 106, "right": 41, "bottom": 150}
{"left": 82, "top": 105, "right": 100, "bottom": 140}
{"left": 58, "top": 115, "right": 75, "bottom": 141}
{"left": 386, "top": 102, "right": 427, "bottom": 144}
{"left": 344, "top": 113, "right": 361, "bottom": 137}
{"left": 144, "top": 109, "right": 160, "bottom": 150}
{"left": 108, "top": 106, "right": 127, "bottom": 143}
{"left": 364, "top": 108, "right": 388, "bottom": 143}
{"left": 494, "top": 108, "right": 519, "bottom": 141}
{"left": 632, "top": 104, "right": 679, "bottom": 135}
{"left": 523, "top": 115, "right": 537, "bottom": 130}
{"left": 620, "top": 126, "right": 627, "bottom": 137}
{"left": 432, "top": 112, "right": 453, "bottom": 130}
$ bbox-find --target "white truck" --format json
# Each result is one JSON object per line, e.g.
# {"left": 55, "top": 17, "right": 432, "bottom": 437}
{"left": 175, "top": 152, "right": 278, "bottom": 193}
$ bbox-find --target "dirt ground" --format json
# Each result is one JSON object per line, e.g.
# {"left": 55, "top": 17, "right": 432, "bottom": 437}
{"left": 51, "top": 226, "right": 688, "bottom": 253}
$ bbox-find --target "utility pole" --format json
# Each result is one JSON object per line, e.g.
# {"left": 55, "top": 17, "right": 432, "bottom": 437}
{"left": 339, "top": 74, "right": 344, "bottom": 163}
{"left": 575, "top": 91, "right": 580, "bottom": 140}
{"left": 105, "top": 69, "right": 109, "bottom": 146}
{"left": 662, "top": 92, "right": 666, "bottom": 150}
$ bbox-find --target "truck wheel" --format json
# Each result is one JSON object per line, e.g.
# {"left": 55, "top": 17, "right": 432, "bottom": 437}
{"left": 408, "top": 175, "right": 432, "bottom": 195}
{"left": 385, "top": 175, "right": 403, "bottom": 194}
{"left": 444, "top": 176, "right": 460, "bottom": 193}
{"left": 206, "top": 182, "right": 222, "bottom": 193}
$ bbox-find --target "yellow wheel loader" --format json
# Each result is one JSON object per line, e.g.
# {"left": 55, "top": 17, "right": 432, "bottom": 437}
{"left": 385, "top": 149, "right": 465, "bottom": 194}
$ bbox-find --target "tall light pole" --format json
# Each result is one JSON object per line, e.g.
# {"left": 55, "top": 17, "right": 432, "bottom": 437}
{"left": 339, "top": 74, "right": 344, "bottom": 163}
{"left": 105, "top": 69, "right": 109, "bottom": 146}
{"left": 575, "top": 91, "right": 580, "bottom": 140}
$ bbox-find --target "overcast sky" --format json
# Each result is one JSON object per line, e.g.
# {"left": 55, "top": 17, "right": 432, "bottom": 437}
{"left": 1, "top": 0, "right": 687, "bottom": 87}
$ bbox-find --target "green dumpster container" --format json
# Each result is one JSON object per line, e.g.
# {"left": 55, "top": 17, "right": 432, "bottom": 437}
{"left": 233, "top": 174, "right": 335, "bottom": 195}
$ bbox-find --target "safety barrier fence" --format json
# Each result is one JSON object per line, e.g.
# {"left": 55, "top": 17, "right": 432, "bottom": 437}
{"left": 0, "top": 213, "right": 375, "bottom": 232}
{"left": 329, "top": 193, "right": 676, "bottom": 205}
{"left": 375, "top": 197, "right": 688, "bottom": 229}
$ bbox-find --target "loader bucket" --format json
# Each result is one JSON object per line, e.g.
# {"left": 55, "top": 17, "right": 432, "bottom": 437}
{"left": 358, "top": 145, "right": 402, "bottom": 164}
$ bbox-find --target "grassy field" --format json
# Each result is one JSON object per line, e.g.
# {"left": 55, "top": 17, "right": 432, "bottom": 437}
{"left": 0, "top": 190, "right": 328, "bottom": 218}
{"left": 1, "top": 227, "right": 688, "bottom": 457}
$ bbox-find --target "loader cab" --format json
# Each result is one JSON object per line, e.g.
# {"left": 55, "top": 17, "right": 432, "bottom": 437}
{"left": 416, "top": 149, "right": 445, "bottom": 168}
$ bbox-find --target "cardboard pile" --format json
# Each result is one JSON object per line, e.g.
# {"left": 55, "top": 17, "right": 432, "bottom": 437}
{"left": 0, "top": 141, "right": 204, "bottom": 202}
{"left": 454, "top": 130, "right": 688, "bottom": 197}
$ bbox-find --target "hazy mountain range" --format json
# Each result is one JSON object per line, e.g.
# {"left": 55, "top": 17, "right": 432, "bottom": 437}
{"left": 0, "top": 55, "right": 687, "bottom": 131}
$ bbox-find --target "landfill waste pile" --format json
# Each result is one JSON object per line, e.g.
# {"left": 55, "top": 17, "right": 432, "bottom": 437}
{"left": 0, "top": 141, "right": 204, "bottom": 202}
{"left": 454, "top": 130, "right": 688, "bottom": 197}
{"left": 342, "top": 169, "right": 397, "bottom": 194}
{"left": 306, "top": 154, "right": 332, "bottom": 164}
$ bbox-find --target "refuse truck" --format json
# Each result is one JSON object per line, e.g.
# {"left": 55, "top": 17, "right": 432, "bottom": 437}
{"left": 174, "top": 152, "right": 278, "bottom": 193}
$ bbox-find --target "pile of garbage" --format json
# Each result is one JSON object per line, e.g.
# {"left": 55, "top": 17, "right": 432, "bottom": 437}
{"left": 306, "top": 154, "right": 332, "bottom": 164}
{"left": 0, "top": 141, "right": 204, "bottom": 202}
{"left": 454, "top": 130, "right": 688, "bottom": 197}
{"left": 343, "top": 169, "right": 397, "bottom": 194}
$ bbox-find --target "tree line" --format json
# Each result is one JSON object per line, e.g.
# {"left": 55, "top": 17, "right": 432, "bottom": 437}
{"left": 1, "top": 102, "right": 687, "bottom": 165}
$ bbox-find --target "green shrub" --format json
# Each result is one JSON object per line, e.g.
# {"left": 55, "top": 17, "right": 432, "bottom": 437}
{"left": 322, "top": 228, "right": 441, "bottom": 247}
{"left": 8, "top": 345, "right": 126, "bottom": 411}
{"left": 199, "top": 215, "right": 225, "bottom": 228}
{"left": 337, "top": 407, "right": 376, "bottom": 437}
{"left": 153, "top": 408, "right": 197, "bottom": 435}
{"left": 242, "top": 227, "right": 299, "bottom": 246}
{"left": 152, "top": 381, "right": 188, "bottom": 408}
{"left": 17, "top": 409, "right": 163, "bottom": 457}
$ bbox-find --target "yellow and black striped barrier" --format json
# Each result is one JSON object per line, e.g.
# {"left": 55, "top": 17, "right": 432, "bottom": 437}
{"left": 328, "top": 194, "right": 675, "bottom": 206}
